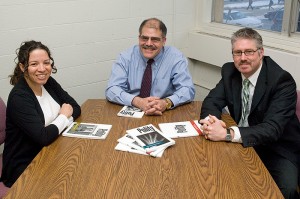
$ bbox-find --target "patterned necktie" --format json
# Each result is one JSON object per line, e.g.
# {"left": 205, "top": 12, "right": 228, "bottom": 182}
{"left": 139, "top": 59, "right": 154, "bottom": 98}
{"left": 241, "top": 79, "right": 250, "bottom": 124}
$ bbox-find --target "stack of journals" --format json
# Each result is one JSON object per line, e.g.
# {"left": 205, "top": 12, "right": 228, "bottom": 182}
{"left": 115, "top": 124, "right": 175, "bottom": 157}
{"left": 115, "top": 120, "right": 203, "bottom": 157}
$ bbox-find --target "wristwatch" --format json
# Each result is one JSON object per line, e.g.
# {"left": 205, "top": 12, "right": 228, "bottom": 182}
{"left": 225, "top": 128, "right": 232, "bottom": 142}
{"left": 164, "top": 98, "right": 173, "bottom": 110}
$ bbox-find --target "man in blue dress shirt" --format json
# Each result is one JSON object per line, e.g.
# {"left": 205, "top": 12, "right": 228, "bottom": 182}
{"left": 106, "top": 18, "right": 195, "bottom": 115}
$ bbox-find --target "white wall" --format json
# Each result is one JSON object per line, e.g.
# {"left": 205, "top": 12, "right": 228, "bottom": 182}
{"left": 0, "top": 0, "right": 197, "bottom": 105}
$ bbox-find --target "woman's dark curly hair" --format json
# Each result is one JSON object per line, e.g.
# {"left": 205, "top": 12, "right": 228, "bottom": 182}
{"left": 9, "top": 40, "right": 57, "bottom": 85}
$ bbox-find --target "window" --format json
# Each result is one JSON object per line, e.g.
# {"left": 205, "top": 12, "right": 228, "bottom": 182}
{"left": 191, "top": 0, "right": 300, "bottom": 54}
{"left": 213, "top": 0, "right": 300, "bottom": 33}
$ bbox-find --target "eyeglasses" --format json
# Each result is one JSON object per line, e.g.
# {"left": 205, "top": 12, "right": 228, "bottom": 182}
{"left": 232, "top": 48, "right": 260, "bottom": 56}
{"left": 139, "top": 35, "right": 164, "bottom": 43}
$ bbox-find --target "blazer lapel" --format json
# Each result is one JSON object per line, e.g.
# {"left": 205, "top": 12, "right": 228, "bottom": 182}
{"left": 250, "top": 63, "right": 267, "bottom": 113}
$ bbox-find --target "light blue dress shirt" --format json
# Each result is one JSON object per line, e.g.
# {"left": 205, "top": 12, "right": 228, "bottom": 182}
{"left": 105, "top": 45, "right": 195, "bottom": 107}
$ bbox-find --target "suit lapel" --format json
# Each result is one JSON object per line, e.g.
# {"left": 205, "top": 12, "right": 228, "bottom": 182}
{"left": 250, "top": 62, "right": 267, "bottom": 113}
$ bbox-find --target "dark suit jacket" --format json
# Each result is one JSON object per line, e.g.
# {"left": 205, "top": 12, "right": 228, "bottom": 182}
{"left": 200, "top": 56, "right": 300, "bottom": 166}
{"left": 1, "top": 76, "right": 81, "bottom": 187}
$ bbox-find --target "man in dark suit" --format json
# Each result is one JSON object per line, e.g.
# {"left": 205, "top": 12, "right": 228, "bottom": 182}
{"left": 199, "top": 27, "right": 299, "bottom": 199}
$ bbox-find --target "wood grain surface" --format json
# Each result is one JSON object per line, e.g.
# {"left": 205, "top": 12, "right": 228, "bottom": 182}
{"left": 4, "top": 99, "right": 283, "bottom": 199}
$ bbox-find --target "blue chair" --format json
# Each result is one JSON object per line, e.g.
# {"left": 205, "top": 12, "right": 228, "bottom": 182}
{"left": 0, "top": 97, "right": 9, "bottom": 198}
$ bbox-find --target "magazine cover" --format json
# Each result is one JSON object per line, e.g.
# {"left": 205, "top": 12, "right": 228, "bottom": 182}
{"left": 62, "top": 122, "right": 112, "bottom": 139}
{"left": 117, "top": 106, "right": 144, "bottom": 118}
{"left": 127, "top": 124, "right": 175, "bottom": 153}
{"left": 158, "top": 120, "right": 203, "bottom": 138}
{"left": 117, "top": 134, "right": 146, "bottom": 152}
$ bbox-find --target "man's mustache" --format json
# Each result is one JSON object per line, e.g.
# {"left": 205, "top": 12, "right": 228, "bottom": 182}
{"left": 239, "top": 61, "right": 251, "bottom": 65}
{"left": 142, "top": 45, "right": 157, "bottom": 50}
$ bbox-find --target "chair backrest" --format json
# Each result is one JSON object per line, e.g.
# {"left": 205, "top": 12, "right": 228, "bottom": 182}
{"left": 296, "top": 90, "right": 300, "bottom": 122}
{"left": 0, "top": 97, "right": 6, "bottom": 144}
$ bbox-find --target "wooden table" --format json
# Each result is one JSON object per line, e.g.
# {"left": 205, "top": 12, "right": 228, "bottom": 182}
{"left": 4, "top": 99, "right": 283, "bottom": 199}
